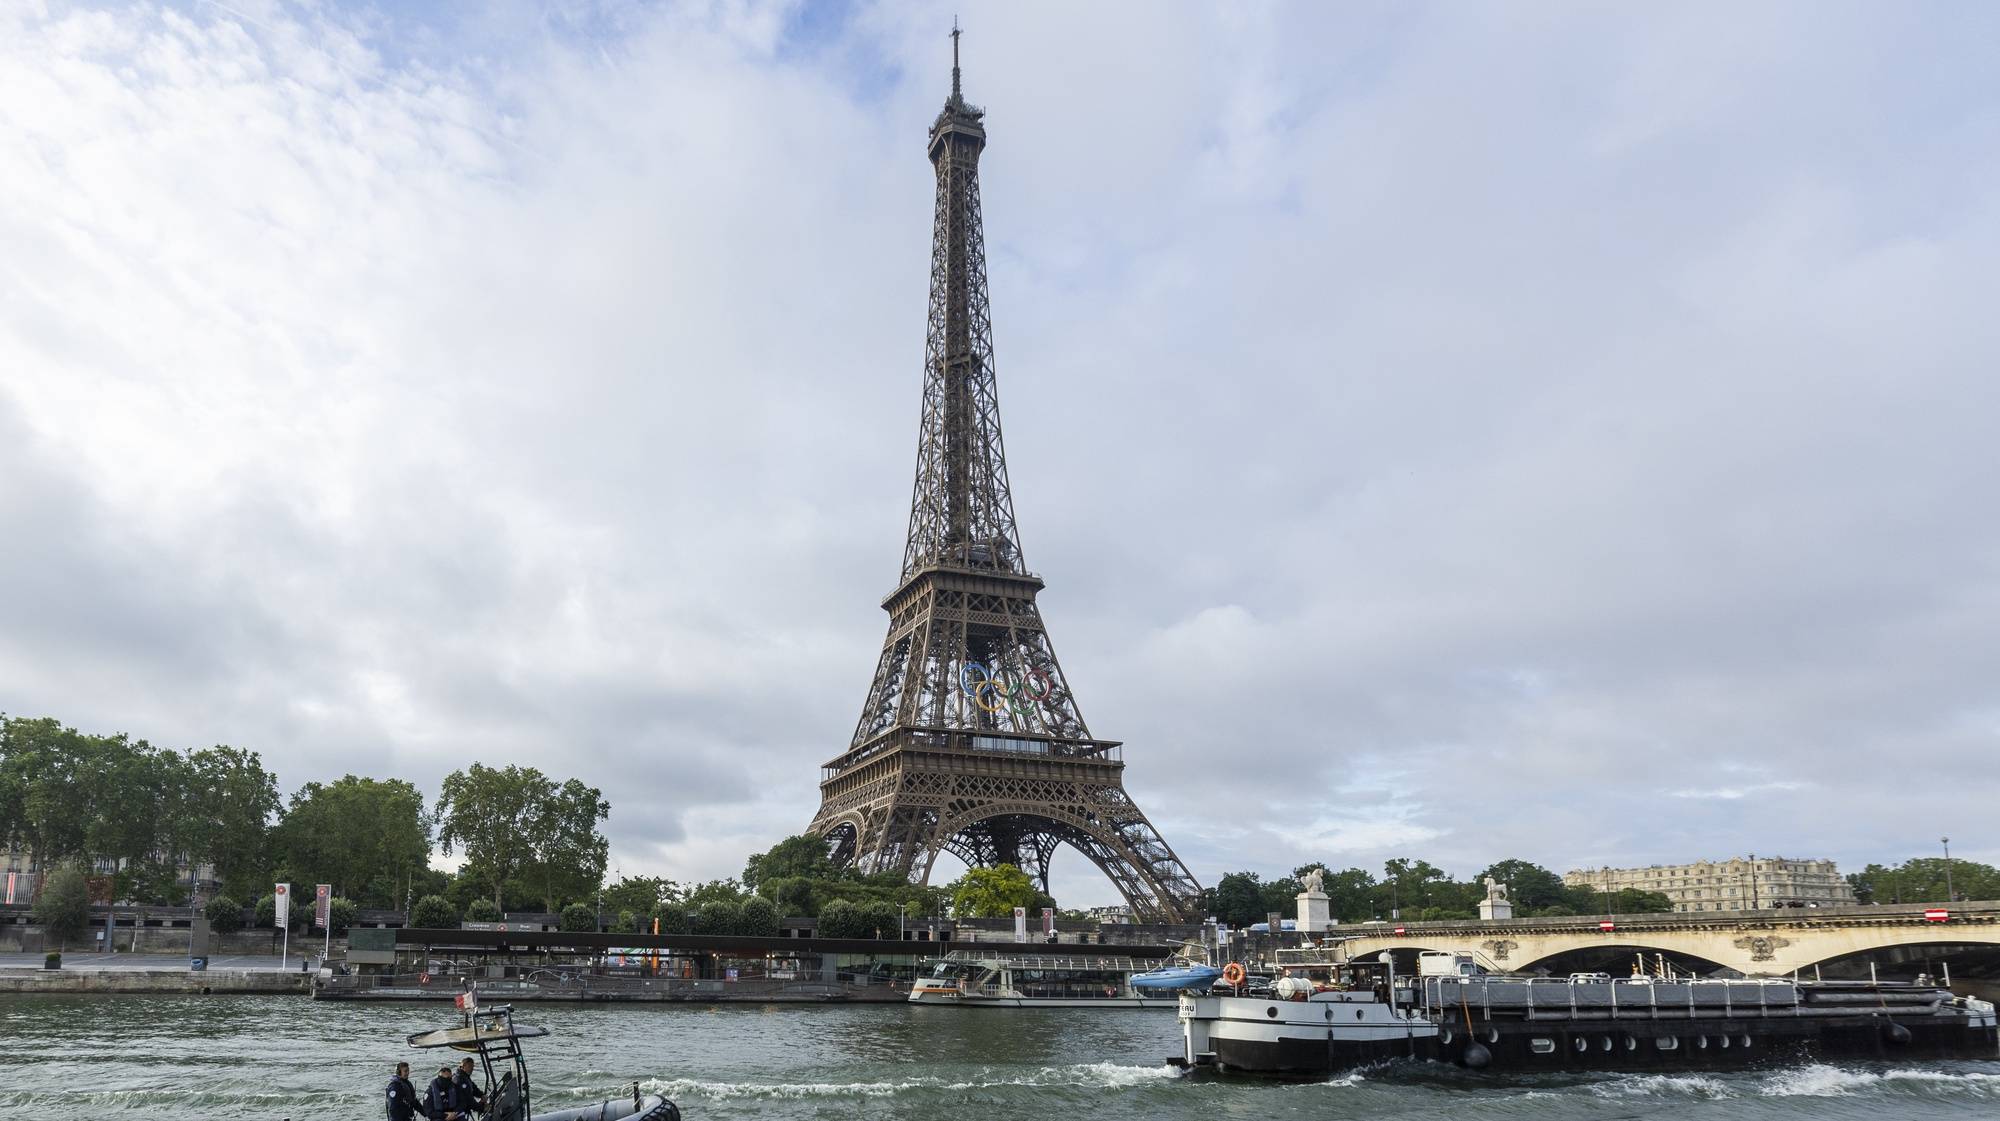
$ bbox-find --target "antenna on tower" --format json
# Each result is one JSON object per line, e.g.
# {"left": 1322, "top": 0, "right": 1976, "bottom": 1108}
{"left": 950, "top": 17, "right": 963, "bottom": 101}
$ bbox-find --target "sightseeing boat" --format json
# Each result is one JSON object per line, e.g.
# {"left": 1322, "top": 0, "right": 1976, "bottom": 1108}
{"left": 910, "top": 950, "right": 1183, "bottom": 1008}
{"left": 1174, "top": 949, "right": 2000, "bottom": 1075}
{"left": 406, "top": 997, "right": 682, "bottom": 1120}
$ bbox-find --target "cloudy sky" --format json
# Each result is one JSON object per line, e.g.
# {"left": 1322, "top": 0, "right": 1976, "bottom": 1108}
{"left": 3, "top": 0, "right": 1996, "bottom": 906}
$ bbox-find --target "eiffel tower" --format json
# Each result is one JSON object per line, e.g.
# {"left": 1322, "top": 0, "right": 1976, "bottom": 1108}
{"left": 808, "top": 32, "right": 1204, "bottom": 923}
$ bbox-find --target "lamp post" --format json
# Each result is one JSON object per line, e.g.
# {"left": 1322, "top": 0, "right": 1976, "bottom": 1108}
{"left": 1748, "top": 853, "right": 1758, "bottom": 911}
{"left": 1942, "top": 838, "right": 1955, "bottom": 902}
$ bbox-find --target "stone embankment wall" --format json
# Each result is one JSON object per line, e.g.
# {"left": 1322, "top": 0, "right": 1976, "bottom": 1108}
{"left": 0, "top": 969, "right": 311, "bottom": 995}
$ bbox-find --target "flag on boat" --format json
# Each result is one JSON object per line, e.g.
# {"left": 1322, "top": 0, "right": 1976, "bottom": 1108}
{"left": 455, "top": 990, "right": 477, "bottom": 1012}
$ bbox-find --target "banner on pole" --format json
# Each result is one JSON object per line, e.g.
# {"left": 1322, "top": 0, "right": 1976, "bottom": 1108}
{"left": 1041, "top": 907, "right": 1055, "bottom": 936}
{"left": 314, "top": 884, "right": 331, "bottom": 928}
{"left": 274, "top": 883, "right": 290, "bottom": 926}
{"left": 4, "top": 871, "right": 13, "bottom": 905}
{"left": 1013, "top": 906, "right": 1028, "bottom": 942}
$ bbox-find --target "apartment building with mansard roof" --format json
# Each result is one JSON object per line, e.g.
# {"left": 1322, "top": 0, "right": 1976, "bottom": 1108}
{"left": 1564, "top": 855, "right": 1856, "bottom": 913}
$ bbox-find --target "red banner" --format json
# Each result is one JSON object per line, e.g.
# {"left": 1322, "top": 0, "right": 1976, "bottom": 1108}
{"left": 314, "top": 884, "right": 331, "bottom": 928}
{"left": 1924, "top": 908, "right": 1949, "bottom": 923}
{"left": 1599, "top": 920, "right": 1616, "bottom": 932}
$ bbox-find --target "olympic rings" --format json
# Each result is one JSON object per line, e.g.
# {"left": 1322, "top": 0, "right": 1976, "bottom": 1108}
{"left": 959, "top": 661, "right": 1055, "bottom": 715}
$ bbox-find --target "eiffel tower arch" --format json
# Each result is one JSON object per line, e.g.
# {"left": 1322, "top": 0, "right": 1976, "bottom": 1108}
{"left": 807, "top": 33, "right": 1204, "bottom": 923}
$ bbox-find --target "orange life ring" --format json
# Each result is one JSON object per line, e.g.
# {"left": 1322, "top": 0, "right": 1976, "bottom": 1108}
{"left": 1221, "top": 962, "right": 1247, "bottom": 986}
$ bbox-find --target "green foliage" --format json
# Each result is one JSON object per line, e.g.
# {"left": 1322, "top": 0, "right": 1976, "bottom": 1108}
{"left": 743, "top": 835, "right": 838, "bottom": 891}
{"left": 327, "top": 897, "right": 359, "bottom": 933}
{"left": 855, "top": 900, "right": 900, "bottom": 939}
{"left": 204, "top": 894, "right": 244, "bottom": 934}
{"left": 559, "top": 903, "right": 597, "bottom": 932}
{"left": 465, "top": 898, "right": 502, "bottom": 923}
{"left": 0, "top": 717, "right": 278, "bottom": 894}
{"left": 816, "top": 898, "right": 863, "bottom": 939}
{"left": 273, "top": 776, "right": 430, "bottom": 907}
{"left": 255, "top": 892, "right": 307, "bottom": 930}
{"left": 1475, "top": 859, "right": 1571, "bottom": 914}
{"left": 684, "top": 879, "right": 749, "bottom": 908}
{"left": 117, "top": 860, "right": 189, "bottom": 907}
{"left": 34, "top": 862, "right": 91, "bottom": 950}
{"left": 737, "top": 895, "right": 779, "bottom": 937}
{"left": 44, "top": 952, "right": 61, "bottom": 969}
{"left": 613, "top": 909, "right": 638, "bottom": 934}
{"left": 949, "top": 864, "right": 1039, "bottom": 918}
{"left": 411, "top": 895, "right": 457, "bottom": 929}
{"left": 602, "top": 875, "right": 679, "bottom": 918}
{"left": 1609, "top": 888, "right": 1674, "bottom": 914}
{"left": 435, "top": 763, "right": 609, "bottom": 912}
{"left": 1848, "top": 858, "right": 2000, "bottom": 905}
{"left": 655, "top": 906, "right": 691, "bottom": 935}
{"left": 693, "top": 900, "right": 740, "bottom": 935}
{"left": 1206, "top": 871, "right": 1272, "bottom": 927}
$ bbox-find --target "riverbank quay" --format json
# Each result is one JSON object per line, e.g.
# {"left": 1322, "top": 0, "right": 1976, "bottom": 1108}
{"left": 313, "top": 927, "right": 1176, "bottom": 1004}
{"left": 0, "top": 963, "right": 309, "bottom": 995}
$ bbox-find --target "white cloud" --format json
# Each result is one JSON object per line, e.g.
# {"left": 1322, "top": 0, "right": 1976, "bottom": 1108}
{"left": 3, "top": 1, "right": 1998, "bottom": 907}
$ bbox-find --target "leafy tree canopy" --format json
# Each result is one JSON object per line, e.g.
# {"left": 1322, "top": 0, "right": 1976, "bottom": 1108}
{"left": 950, "top": 864, "right": 1039, "bottom": 918}
{"left": 35, "top": 862, "right": 92, "bottom": 950}
{"left": 435, "top": 764, "right": 608, "bottom": 912}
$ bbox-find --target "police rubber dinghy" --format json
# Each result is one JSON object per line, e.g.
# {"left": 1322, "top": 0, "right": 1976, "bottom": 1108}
{"left": 1131, "top": 964, "right": 1223, "bottom": 993}
{"left": 408, "top": 1001, "right": 680, "bottom": 1121}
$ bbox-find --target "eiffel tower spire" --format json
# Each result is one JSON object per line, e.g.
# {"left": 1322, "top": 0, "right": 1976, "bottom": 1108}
{"left": 808, "top": 33, "right": 1204, "bottom": 923}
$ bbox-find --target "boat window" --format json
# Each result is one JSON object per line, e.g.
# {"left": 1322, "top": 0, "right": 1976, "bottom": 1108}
{"left": 1599, "top": 1036, "right": 1613, "bottom": 1052}
{"left": 1530, "top": 1038, "right": 1555, "bottom": 1054}
{"left": 1657, "top": 1036, "right": 1679, "bottom": 1050}
{"left": 1572, "top": 1037, "right": 1587, "bottom": 1052}
{"left": 1739, "top": 1035, "right": 1752, "bottom": 1048}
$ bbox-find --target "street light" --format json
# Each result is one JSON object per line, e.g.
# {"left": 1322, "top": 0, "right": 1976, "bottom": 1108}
{"left": 1748, "top": 853, "right": 1758, "bottom": 911}
{"left": 1942, "top": 837, "right": 1955, "bottom": 902}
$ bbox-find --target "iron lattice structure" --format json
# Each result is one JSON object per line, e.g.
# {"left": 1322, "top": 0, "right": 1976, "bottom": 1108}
{"left": 807, "top": 40, "right": 1204, "bottom": 923}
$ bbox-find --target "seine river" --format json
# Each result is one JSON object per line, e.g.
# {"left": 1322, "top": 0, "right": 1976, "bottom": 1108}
{"left": 5, "top": 995, "right": 2000, "bottom": 1119}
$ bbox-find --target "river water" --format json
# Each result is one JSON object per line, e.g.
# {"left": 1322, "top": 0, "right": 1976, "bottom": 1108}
{"left": 5, "top": 995, "right": 1999, "bottom": 1119}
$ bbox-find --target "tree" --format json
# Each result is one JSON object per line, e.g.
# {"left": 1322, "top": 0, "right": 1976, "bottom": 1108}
{"left": 602, "top": 875, "right": 679, "bottom": 919}
{"left": 327, "top": 897, "right": 359, "bottom": 933}
{"left": 205, "top": 894, "right": 244, "bottom": 934}
{"left": 685, "top": 879, "right": 748, "bottom": 908}
{"left": 256, "top": 892, "right": 307, "bottom": 930}
{"left": 738, "top": 895, "right": 780, "bottom": 937}
{"left": 950, "top": 864, "right": 1039, "bottom": 918}
{"left": 743, "top": 834, "right": 838, "bottom": 891}
{"left": 816, "top": 899, "right": 863, "bottom": 938}
{"left": 411, "top": 895, "right": 457, "bottom": 930}
{"left": 1475, "top": 859, "right": 1572, "bottom": 915}
{"left": 1849, "top": 858, "right": 2000, "bottom": 905}
{"left": 35, "top": 862, "right": 91, "bottom": 950}
{"left": 184, "top": 745, "right": 282, "bottom": 895}
{"left": 436, "top": 764, "right": 608, "bottom": 912}
{"left": 1207, "top": 872, "right": 1269, "bottom": 927}
{"left": 272, "top": 776, "right": 430, "bottom": 906}
{"left": 857, "top": 900, "right": 901, "bottom": 939}
{"left": 560, "top": 903, "right": 596, "bottom": 933}
{"left": 613, "top": 909, "right": 638, "bottom": 934}
{"left": 655, "top": 906, "right": 691, "bottom": 935}
{"left": 694, "top": 900, "right": 740, "bottom": 935}
{"left": 1608, "top": 888, "right": 1674, "bottom": 914}
{"left": 465, "top": 898, "right": 502, "bottom": 923}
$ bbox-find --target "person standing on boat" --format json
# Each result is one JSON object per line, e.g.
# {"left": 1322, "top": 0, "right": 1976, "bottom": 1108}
{"left": 425, "top": 1064, "right": 459, "bottom": 1120}
{"left": 452, "top": 1056, "right": 487, "bottom": 1116}
{"left": 385, "top": 1061, "right": 420, "bottom": 1121}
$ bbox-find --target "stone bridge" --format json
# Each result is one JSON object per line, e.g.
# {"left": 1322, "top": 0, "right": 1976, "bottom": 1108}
{"left": 1326, "top": 901, "right": 2000, "bottom": 994}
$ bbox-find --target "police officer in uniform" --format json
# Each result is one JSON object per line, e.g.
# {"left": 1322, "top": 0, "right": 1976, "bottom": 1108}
{"left": 426, "top": 1064, "right": 460, "bottom": 1119}
{"left": 385, "top": 1061, "right": 419, "bottom": 1121}
{"left": 452, "top": 1056, "right": 487, "bottom": 1116}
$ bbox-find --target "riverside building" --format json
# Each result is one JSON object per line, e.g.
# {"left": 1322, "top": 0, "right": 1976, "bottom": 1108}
{"left": 1564, "top": 856, "right": 1856, "bottom": 913}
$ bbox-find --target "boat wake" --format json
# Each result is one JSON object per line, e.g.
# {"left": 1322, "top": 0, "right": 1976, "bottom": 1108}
{"left": 638, "top": 1062, "right": 1179, "bottom": 1101}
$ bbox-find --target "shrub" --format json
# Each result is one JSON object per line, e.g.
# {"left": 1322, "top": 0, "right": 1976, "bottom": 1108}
{"left": 410, "top": 895, "right": 457, "bottom": 930}
{"left": 655, "top": 906, "right": 690, "bottom": 935}
{"left": 738, "top": 896, "right": 779, "bottom": 937}
{"left": 614, "top": 909, "right": 638, "bottom": 934}
{"left": 255, "top": 893, "right": 307, "bottom": 930}
{"left": 816, "top": 899, "right": 861, "bottom": 939}
{"left": 204, "top": 895, "right": 244, "bottom": 934}
{"left": 327, "top": 897, "right": 358, "bottom": 933}
{"left": 34, "top": 862, "right": 91, "bottom": 950}
{"left": 465, "top": 898, "right": 502, "bottom": 924}
{"left": 44, "top": 952, "right": 61, "bottom": 970}
{"left": 857, "top": 900, "right": 901, "bottom": 940}
{"left": 693, "top": 901, "right": 739, "bottom": 936}
{"left": 560, "top": 903, "right": 596, "bottom": 933}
